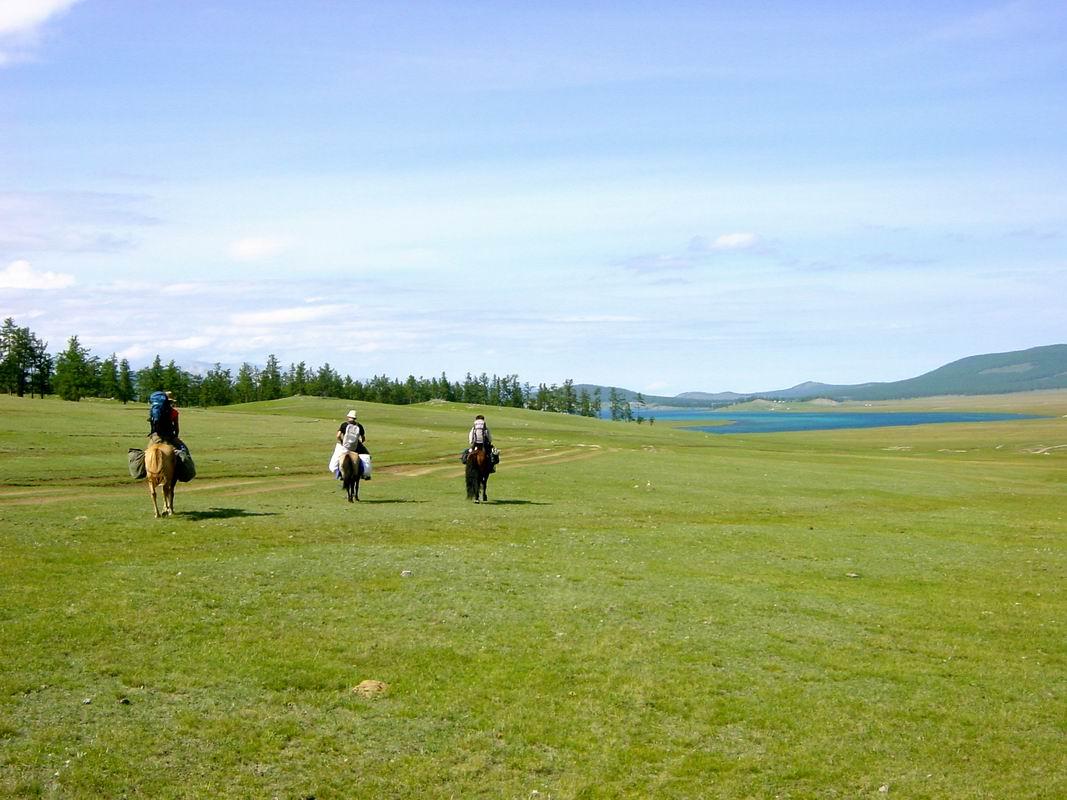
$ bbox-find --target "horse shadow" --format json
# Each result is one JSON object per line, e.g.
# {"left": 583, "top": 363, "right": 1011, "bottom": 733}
{"left": 355, "top": 498, "right": 426, "bottom": 505}
{"left": 179, "top": 507, "right": 277, "bottom": 520}
{"left": 484, "top": 499, "right": 549, "bottom": 506}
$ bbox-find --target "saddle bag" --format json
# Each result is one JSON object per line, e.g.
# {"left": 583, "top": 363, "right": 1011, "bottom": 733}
{"left": 175, "top": 449, "right": 196, "bottom": 482}
{"left": 128, "top": 448, "right": 146, "bottom": 479}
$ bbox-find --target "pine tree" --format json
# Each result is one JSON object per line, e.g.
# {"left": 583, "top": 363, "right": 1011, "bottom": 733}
{"left": 259, "top": 354, "right": 283, "bottom": 400}
{"left": 53, "top": 336, "right": 98, "bottom": 401}
{"left": 117, "top": 359, "right": 135, "bottom": 404}
{"left": 98, "top": 354, "right": 119, "bottom": 399}
{"left": 162, "top": 360, "right": 188, "bottom": 404}
{"left": 28, "top": 339, "right": 52, "bottom": 399}
{"left": 234, "top": 363, "right": 258, "bottom": 403}
{"left": 199, "top": 363, "right": 234, "bottom": 407}
{"left": 562, "top": 379, "right": 577, "bottom": 414}
{"left": 286, "top": 361, "right": 309, "bottom": 395}
{"left": 0, "top": 318, "right": 38, "bottom": 396}
{"left": 137, "top": 355, "right": 165, "bottom": 401}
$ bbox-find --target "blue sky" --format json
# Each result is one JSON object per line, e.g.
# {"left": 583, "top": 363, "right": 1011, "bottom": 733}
{"left": 2, "top": 1, "right": 1065, "bottom": 394}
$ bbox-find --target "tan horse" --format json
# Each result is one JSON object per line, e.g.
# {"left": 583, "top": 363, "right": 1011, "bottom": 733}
{"left": 145, "top": 442, "right": 178, "bottom": 517}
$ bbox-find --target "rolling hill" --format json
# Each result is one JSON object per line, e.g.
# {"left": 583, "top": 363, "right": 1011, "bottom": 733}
{"left": 588, "top": 344, "right": 1067, "bottom": 406}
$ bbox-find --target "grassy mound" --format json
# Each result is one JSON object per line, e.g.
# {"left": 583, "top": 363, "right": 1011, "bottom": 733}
{"left": 1, "top": 393, "right": 1064, "bottom": 798}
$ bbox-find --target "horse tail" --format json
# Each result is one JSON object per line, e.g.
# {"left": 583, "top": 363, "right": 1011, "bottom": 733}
{"left": 340, "top": 450, "right": 362, "bottom": 483}
{"left": 144, "top": 446, "right": 162, "bottom": 475}
{"left": 145, "top": 444, "right": 171, "bottom": 476}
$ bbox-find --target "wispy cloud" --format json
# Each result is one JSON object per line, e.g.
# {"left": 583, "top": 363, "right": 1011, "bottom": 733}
{"left": 0, "top": 191, "right": 154, "bottom": 254}
{"left": 689, "top": 232, "right": 762, "bottom": 252}
{"left": 928, "top": 0, "right": 1062, "bottom": 42}
{"left": 549, "top": 314, "right": 643, "bottom": 324}
{"left": 230, "top": 304, "right": 345, "bottom": 326}
{"left": 159, "top": 336, "right": 213, "bottom": 351}
{"left": 861, "top": 252, "right": 938, "bottom": 268}
{"left": 0, "top": 259, "right": 75, "bottom": 289}
{"left": 227, "top": 236, "right": 292, "bottom": 262}
{"left": 615, "top": 253, "right": 700, "bottom": 274}
{"left": 0, "top": 0, "right": 83, "bottom": 65}
{"left": 618, "top": 232, "right": 766, "bottom": 275}
{"left": 1005, "top": 227, "right": 1060, "bottom": 241}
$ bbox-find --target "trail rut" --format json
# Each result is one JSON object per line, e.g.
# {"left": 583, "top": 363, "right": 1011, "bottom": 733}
{"left": 0, "top": 445, "right": 605, "bottom": 506}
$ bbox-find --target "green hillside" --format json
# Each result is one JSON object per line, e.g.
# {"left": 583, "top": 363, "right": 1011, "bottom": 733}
{"left": 785, "top": 343, "right": 1067, "bottom": 401}
{"left": 1, "top": 393, "right": 1066, "bottom": 797}
{"left": 590, "top": 344, "right": 1067, "bottom": 405}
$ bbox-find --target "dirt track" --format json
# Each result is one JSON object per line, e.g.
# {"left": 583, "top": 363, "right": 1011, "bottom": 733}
{"left": 0, "top": 445, "right": 605, "bottom": 506}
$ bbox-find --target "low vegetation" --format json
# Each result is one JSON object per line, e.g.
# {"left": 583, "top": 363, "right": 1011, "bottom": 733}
{"left": 1, "top": 393, "right": 1064, "bottom": 798}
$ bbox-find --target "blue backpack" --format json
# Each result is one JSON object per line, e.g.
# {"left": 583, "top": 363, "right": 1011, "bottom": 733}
{"left": 149, "top": 391, "right": 170, "bottom": 429}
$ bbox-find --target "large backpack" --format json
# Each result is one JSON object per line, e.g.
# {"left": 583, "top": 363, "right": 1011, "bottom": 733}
{"left": 342, "top": 422, "right": 362, "bottom": 450}
{"left": 148, "top": 391, "right": 171, "bottom": 435}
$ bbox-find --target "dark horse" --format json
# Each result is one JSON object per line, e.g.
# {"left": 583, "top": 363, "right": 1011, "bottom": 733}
{"left": 465, "top": 446, "right": 492, "bottom": 502}
{"left": 339, "top": 450, "right": 364, "bottom": 502}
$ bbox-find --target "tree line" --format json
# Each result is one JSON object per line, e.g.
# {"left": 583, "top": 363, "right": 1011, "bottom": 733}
{"left": 1, "top": 317, "right": 637, "bottom": 419}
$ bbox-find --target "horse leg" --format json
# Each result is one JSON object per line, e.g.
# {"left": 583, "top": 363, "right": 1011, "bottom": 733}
{"left": 481, "top": 477, "right": 488, "bottom": 503}
{"left": 149, "top": 481, "right": 161, "bottom": 518}
{"left": 165, "top": 480, "right": 175, "bottom": 516}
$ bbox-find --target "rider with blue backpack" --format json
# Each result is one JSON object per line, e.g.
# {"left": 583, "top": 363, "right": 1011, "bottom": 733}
{"left": 148, "top": 390, "right": 188, "bottom": 453}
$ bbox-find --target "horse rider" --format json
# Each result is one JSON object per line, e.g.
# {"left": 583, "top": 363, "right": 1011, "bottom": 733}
{"left": 332, "top": 409, "right": 370, "bottom": 480}
{"left": 149, "top": 390, "right": 189, "bottom": 453}
{"left": 468, "top": 414, "right": 495, "bottom": 472}
{"left": 337, "top": 409, "right": 369, "bottom": 455}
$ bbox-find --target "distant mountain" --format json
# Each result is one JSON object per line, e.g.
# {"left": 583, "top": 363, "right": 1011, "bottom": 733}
{"left": 779, "top": 344, "right": 1067, "bottom": 401}
{"left": 584, "top": 344, "right": 1067, "bottom": 407}
{"left": 572, "top": 385, "right": 732, "bottom": 409}
{"left": 675, "top": 390, "right": 754, "bottom": 403}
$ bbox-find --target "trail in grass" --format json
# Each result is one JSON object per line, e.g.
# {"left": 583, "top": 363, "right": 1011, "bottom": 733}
{"left": 0, "top": 444, "right": 605, "bottom": 505}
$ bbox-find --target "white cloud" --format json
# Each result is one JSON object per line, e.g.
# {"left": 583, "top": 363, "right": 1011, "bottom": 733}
{"left": 0, "top": 0, "right": 82, "bottom": 64}
{"left": 0, "top": 0, "right": 80, "bottom": 35}
{"left": 162, "top": 282, "right": 214, "bottom": 296}
{"left": 159, "top": 336, "right": 213, "bottom": 350}
{"left": 230, "top": 304, "right": 345, "bottom": 326}
{"left": 0, "top": 259, "right": 75, "bottom": 289}
{"left": 930, "top": 0, "right": 1037, "bottom": 42}
{"left": 617, "top": 253, "right": 699, "bottom": 273}
{"left": 227, "top": 236, "right": 291, "bottom": 262}
{"left": 550, "top": 314, "right": 642, "bottom": 323}
{"left": 117, "top": 344, "right": 153, "bottom": 361}
{"left": 711, "top": 232, "right": 760, "bottom": 250}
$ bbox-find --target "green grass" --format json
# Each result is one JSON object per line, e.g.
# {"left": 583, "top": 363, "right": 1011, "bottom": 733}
{"left": 1, "top": 393, "right": 1064, "bottom": 798}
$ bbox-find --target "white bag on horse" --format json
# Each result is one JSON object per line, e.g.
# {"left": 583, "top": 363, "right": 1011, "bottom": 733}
{"left": 328, "top": 442, "right": 346, "bottom": 473}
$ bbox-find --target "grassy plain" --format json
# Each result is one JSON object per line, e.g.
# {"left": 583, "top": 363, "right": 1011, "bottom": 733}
{"left": 1, "top": 392, "right": 1064, "bottom": 799}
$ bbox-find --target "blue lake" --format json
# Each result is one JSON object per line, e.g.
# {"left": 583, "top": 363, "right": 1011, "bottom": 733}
{"left": 608, "top": 409, "right": 1042, "bottom": 435}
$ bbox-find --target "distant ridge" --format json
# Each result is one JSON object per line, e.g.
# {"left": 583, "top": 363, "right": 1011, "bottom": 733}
{"left": 583, "top": 344, "right": 1067, "bottom": 407}
{"left": 757, "top": 344, "right": 1067, "bottom": 401}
